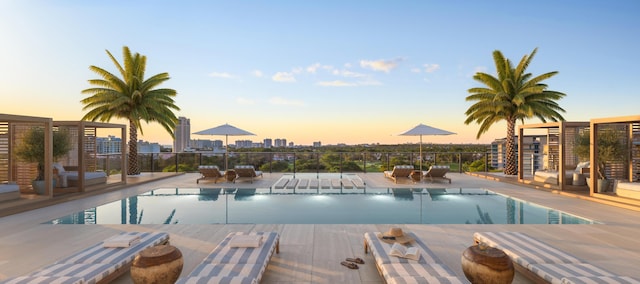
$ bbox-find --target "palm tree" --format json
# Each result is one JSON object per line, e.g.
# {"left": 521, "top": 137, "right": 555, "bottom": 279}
{"left": 464, "top": 48, "right": 566, "bottom": 175}
{"left": 81, "top": 46, "right": 179, "bottom": 175}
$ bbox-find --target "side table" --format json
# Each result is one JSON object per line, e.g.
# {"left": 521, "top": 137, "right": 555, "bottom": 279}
{"left": 461, "top": 244, "right": 514, "bottom": 284}
{"left": 131, "top": 244, "right": 183, "bottom": 284}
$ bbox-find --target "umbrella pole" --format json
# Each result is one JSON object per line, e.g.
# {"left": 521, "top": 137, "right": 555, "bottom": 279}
{"left": 419, "top": 135, "right": 423, "bottom": 180}
{"left": 225, "top": 135, "right": 229, "bottom": 171}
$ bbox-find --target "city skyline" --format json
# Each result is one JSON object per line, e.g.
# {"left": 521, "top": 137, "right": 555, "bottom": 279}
{"left": 1, "top": 1, "right": 639, "bottom": 145}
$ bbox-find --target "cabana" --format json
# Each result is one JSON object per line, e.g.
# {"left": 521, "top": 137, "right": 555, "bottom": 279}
{"left": 0, "top": 113, "right": 55, "bottom": 198}
{"left": 589, "top": 115, "right": 640, "bottom": 201}
{"left": 518, "top": 121, "right": 590, "bottom": 191}
{"left": 53, "top": 121, "right": 126, "bottom": 192}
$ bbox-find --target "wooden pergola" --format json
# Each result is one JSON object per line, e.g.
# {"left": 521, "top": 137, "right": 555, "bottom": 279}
{"left": 53, "top": 121, "right": 127, "bottom": 192}
{"left": 1, "top": 113, "right": 55, "bottom": 198}
{"left": 518, "top": 121, "right": 590, "bottom": 191}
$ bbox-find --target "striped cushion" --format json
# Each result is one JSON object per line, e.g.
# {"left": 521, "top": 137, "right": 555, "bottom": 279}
{"left": 473, "top": 232, "right": 583, "bottom": 267}
{"left": 176, "top": 276, "right": 256, "bottom": 284}
{"left": 528, "top": 263, "right": 615, "bottom": 284}
{"left": 364, "top": 232, "right": 464, "bottom": 283}
{"left": 364, "top": 232, "right": 443, "bottom": 265}
{"left": 56, "top": 232, "right": 169, "bottom": 268}
{"left": 387, "top": 276, "right": 466, "bottom": 284}
{"left": 561, "top": 276, "right": 640, "bottom": 284}
{"left": 176, "top": 232, "right": 279, "bottom": 284}
{"left": 380, "top": 263, "right": 458, "bottom": 279}
{"left": 0, "top": 276, "right": 84, "bottom": 284}
{"left": 30, "top": 263, "right": 116, "bottom": 284}
{"left": 202, "top": 232, "right": 278, "bottom": 264}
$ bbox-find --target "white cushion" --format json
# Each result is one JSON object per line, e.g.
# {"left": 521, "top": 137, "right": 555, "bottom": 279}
{"left": 53, "top": 163, "right": 65, "bottom": 173}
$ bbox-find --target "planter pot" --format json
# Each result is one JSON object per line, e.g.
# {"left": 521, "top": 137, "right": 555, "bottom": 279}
{"left": 31, "top": 180, "right": 56, "bottom": 195}
{"left": 586, "top": 178, "right": 611, "bottom": 193}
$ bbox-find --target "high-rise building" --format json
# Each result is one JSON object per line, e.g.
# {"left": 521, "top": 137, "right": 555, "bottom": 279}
{"left": 173, "top": 117, "right": 190, "bottom": 152}
{"left": 263, "top": 138, "right": 273, "bottom": 148}
{"left": 96, "top": 135, "right": 122, "bottom": 154}
{"left": 274, "top": 138, "right": 287, "bottom": 147}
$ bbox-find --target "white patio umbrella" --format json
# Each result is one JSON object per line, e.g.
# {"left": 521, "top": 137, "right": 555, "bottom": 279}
{"left": 399, "top": 123, "right": 456, "bottom": 171}
{"left": 193, "top": 123, "right": 255, "bottom": 170}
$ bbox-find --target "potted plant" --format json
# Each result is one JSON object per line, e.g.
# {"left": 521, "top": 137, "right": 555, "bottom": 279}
{"left": 575, "top": 128, "right": 628, "bottom": 192}
{"left": 14, "top": 127, "right": 72, "bottom": 194}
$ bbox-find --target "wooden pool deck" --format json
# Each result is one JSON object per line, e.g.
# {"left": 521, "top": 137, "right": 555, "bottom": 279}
{"left": 1, "top": 172, "right": 639, "bottom": 283}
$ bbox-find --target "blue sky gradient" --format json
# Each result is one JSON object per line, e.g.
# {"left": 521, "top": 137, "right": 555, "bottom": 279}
{"left": 1, "top": 1, "right": 638, "bottom": 145}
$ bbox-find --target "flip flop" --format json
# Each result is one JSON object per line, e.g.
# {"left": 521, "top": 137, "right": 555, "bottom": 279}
{"left": 346, "top": 257, "right": 365, "bottom": 264}
{"left": 341, "top": 261, "right": 359, "bottom": 269}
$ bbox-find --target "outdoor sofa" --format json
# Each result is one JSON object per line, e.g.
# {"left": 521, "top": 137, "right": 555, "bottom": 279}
{"left": 534, "top": 161, "right": 590, "bottom": 186}
{"left": 0, "top": 183, "right": 20, "bottom": 202}
{"left": 53, "top": 163, "right": 107, "bottom": 188}
{"left": 614, "top": 181, "right": 640, "bottom": 200}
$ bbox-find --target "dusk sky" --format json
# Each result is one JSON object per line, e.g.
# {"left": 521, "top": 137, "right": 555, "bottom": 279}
{"left": 1, "top": 1, "right": 638, "bottom": 146}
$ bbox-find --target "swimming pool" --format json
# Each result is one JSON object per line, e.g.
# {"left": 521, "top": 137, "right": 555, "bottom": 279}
{"left": 47, "top": 187, "right": 595, "bottom": 225}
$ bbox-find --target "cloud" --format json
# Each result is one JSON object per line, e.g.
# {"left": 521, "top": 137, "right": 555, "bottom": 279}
{"left": 269, "top": 96, "right": 304, "bottom": 106}
{"left": 272, "top": 72, "right": 296, "bottom": 82}
{"left": 316, "top": 80, "right": 357, "bottom": 87}
{"left": 424, "top": 64, "right": 440, "bottom": 73}
{"left": 360, "top": 58, "right": 402, "bottom": 72}
{"left": 236, "top": 97, "right": 255, "bottom": 105}
{"left": 411, "top": 68, "right": 421, "bottom": 73}
{"left": 332, "top": 69, "right": 366, "bottom": 78}
{"left": 251, "top": 70, "right": 263, "bottom": 77}
{"left": 208, "top": 72, "right": 236, "bottom": 79}
{"left": 306, "top": 63, "right": 333, "bottom": 74}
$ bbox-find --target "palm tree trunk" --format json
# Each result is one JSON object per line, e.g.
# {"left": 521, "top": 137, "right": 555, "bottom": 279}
{"left": 128, "top": 121, "right": 140, "bottom": 175}
{"left": 505, "top": 118, "right": 517, "bottom": 175}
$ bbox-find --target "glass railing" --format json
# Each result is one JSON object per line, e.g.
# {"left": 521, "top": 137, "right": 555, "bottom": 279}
{"left": 95, "top": 151, "right": 494, "bottom": 175}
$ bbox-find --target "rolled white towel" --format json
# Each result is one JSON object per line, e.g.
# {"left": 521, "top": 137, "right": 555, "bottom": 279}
{"left": 103, "top": 234, "right": 141, "bottom": 248}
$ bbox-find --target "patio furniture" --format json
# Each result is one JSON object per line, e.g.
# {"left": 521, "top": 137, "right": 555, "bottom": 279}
{"left": 196, "top": 165, "right": 225, "bottom": 184}
{"left": 364, "top": 231, "right": 465, "bottom": 283}
{"left": 233, "top": 165, "right": 263, "bottom": 183}
{"left": 53, "top": 164, "right": 108, "bottom": 188}
{"left": 383, "top": 165, "right": 414, "bottom": 183}
{"left": 0, "top": 183, "right": 20, "bottom": 202}
{"left": 473, "top": 231, "right": 640, "bottom": 284}
{"left": 175, "top": 231, "right": 280, "bottom": 284}
{"left": 2, "top": 231, "right": 169, "bottom": 284}
{"left": 422, "top": 165, "right": 451, "bottom": 183}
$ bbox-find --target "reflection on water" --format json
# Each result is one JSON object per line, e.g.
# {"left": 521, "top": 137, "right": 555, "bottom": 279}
{"left": 46, "top": 188, "right": 597, "bottom": 225}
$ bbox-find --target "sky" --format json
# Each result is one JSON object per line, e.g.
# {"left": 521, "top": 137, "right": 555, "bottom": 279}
{"left": 1, "top": 1, "right": 639, "bottom": 146}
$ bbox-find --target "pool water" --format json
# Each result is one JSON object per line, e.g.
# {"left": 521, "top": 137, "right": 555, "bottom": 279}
{"left": 47, "top": 187, "right": 595, "bottom": 225}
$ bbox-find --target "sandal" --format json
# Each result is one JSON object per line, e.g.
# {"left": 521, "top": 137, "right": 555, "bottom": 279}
{"left": 341, "top": 261, "right": 359, "bottom": 269}
{"left": 346, "top": 257, "right": 365, "bottom": 264}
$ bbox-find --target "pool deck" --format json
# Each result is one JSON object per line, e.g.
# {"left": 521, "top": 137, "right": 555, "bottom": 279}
{"left": 1, "top": 172, "right": 640, "bottom": 283}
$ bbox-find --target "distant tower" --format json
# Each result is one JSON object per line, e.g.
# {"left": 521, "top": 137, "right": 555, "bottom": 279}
{"left": 173, "top": 116, "right": 190, "bottom": 152}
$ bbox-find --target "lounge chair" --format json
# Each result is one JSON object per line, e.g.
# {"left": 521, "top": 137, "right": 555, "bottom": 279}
{"left": 473, "top": 231, "right": 640, "bottom": 284}
{"left": 364, "top": 231, "right": 465, "bottom": 283}
{"left": 2, "top": 231, "right": 169, "bottom": 284}
{"left": 176, "top": 231, "right": 280, "bottom": 284}
{"left": 197, "top": 165, "right": 225, "bottom": 184}
{"left": 233, "top": 165, "right": 263, "bottom": 183}
{"left": 383, "top": 165, "right": 414, "bottom": 183}
{"left": 422, "top": 165, "right": 451, "bottom": 183}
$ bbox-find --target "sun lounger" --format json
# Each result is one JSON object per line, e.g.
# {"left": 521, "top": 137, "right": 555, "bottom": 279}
{"left": 383, "top": 165, "right": 414, "bottom": 183}
{"left": 2, "top": 231, "right": 169, "bottom": 284}
{"left": 364, "top": 232, "right": 465, "bottom": 284}
{"left": 473, "top": 232, "right": 640, "bottom": 284}
{"left": 176, "top": 231, "right": 280, "bottom": 284}
{"left": 274, "top": 177, "right": 289, "bottom": 189}
{"left": 197, "top": 165, "right": 225, "bottom": 184}
{"left": 233, "top": 165, "right": 263, "bottom": 183}
{"left": 422, "top": 165, "right": 451, "bottom": 184}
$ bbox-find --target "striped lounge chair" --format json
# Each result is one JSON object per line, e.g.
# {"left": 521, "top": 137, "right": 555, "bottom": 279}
{"left": 364, "top": 232, "right": 466, "bottom": 284}
{"left": 383, "top": 165, "right": 415, "bottom": 184}
{"left": 233, "top": 165, "right": 263, "bottom": 184}
{"left": 176, "top": 231, "right": 280, "bottom": 284}
{"left": 474, "top": 232, "right": 640, "bottom": 284}
{"left": 1, "top": 231, "right": 169, "bottom": 284}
